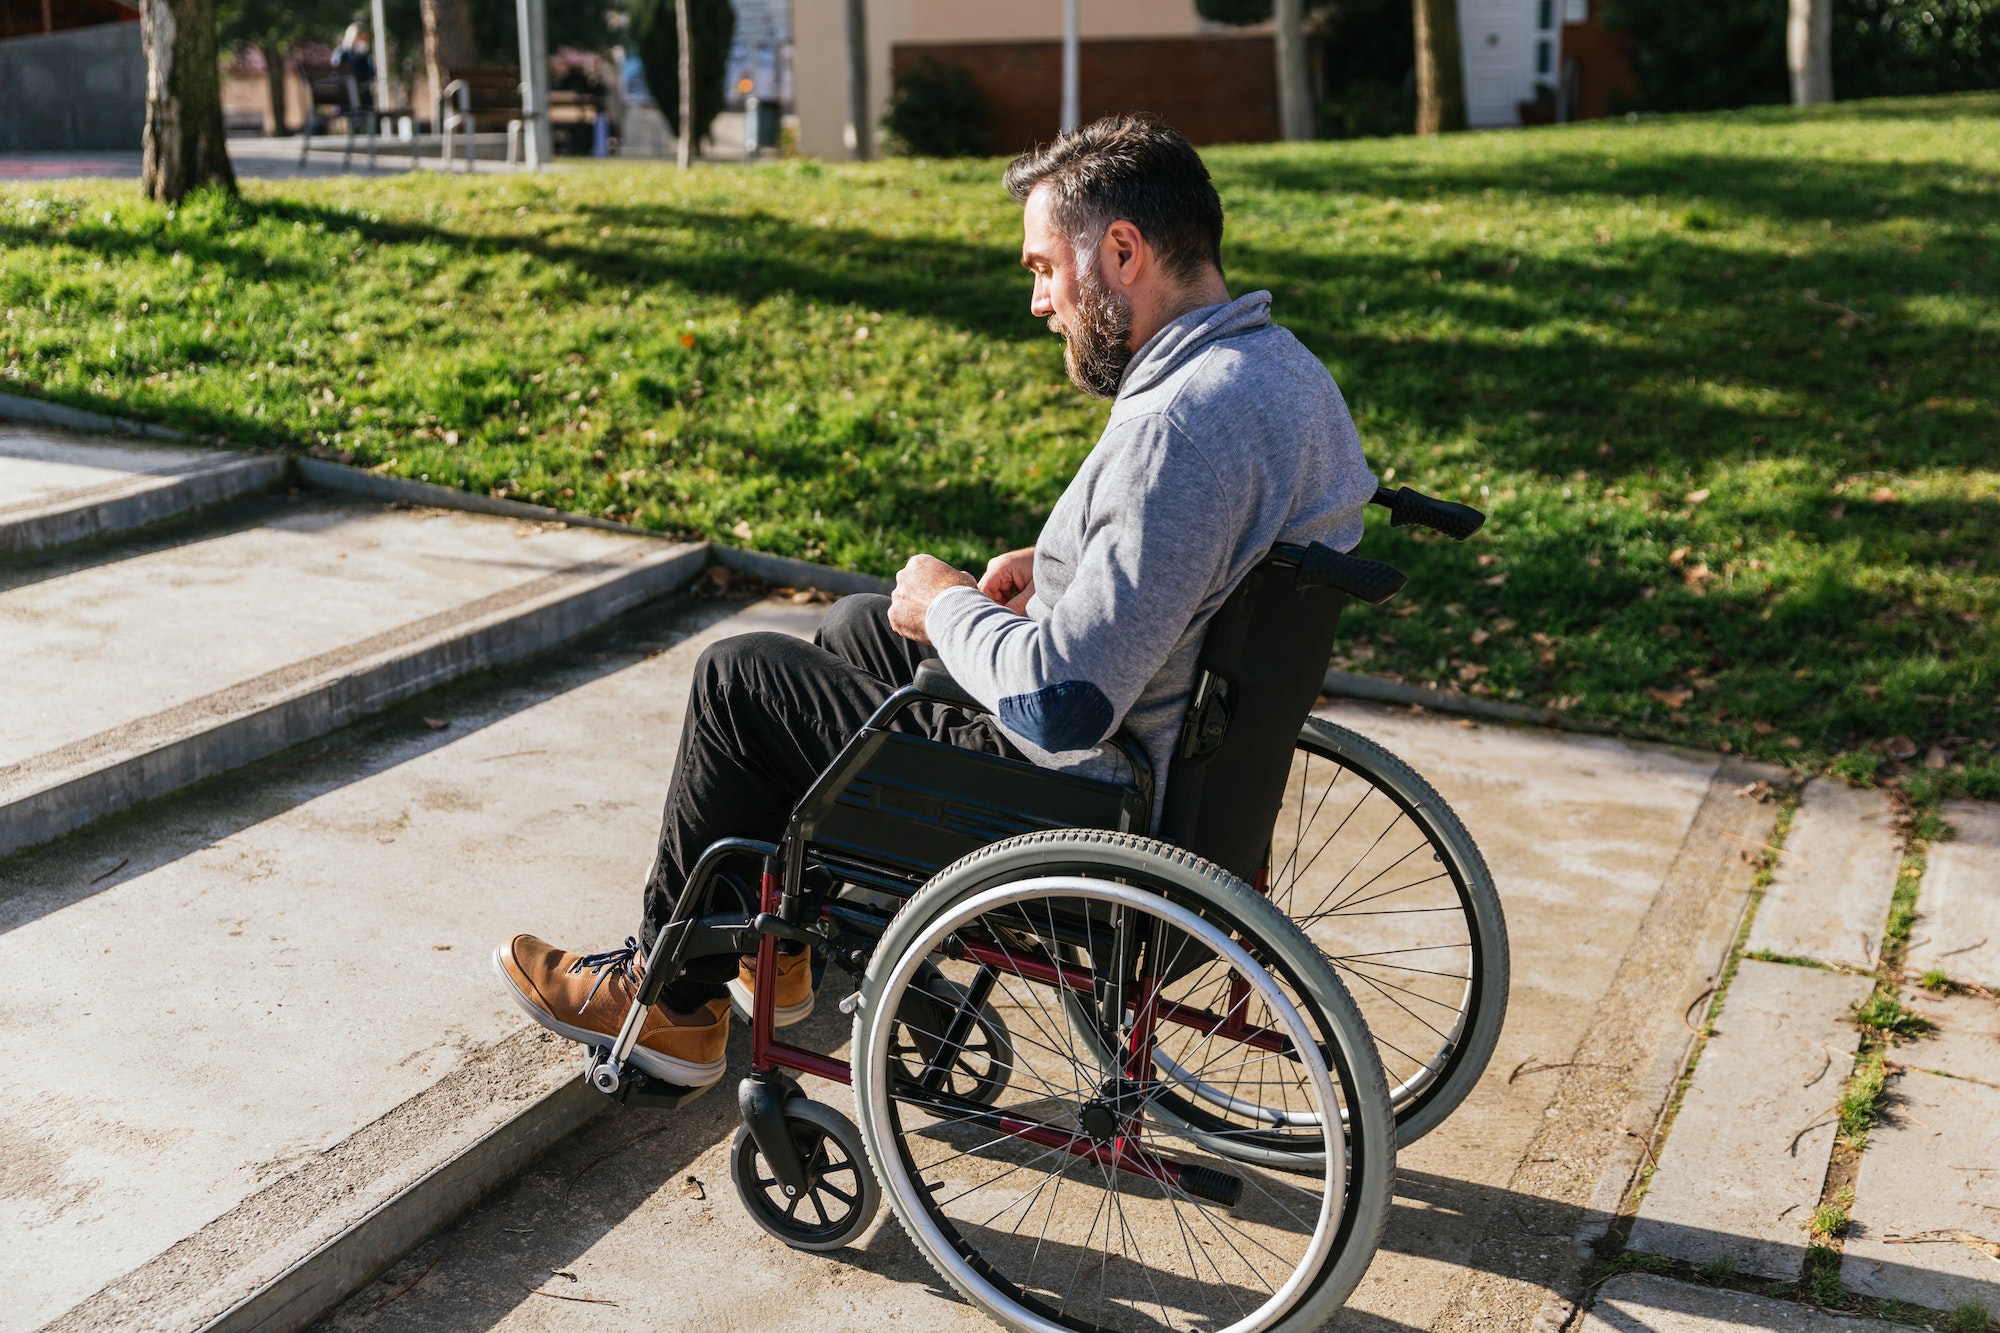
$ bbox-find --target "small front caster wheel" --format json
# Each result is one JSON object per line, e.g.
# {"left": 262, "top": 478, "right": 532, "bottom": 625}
{"left": 730, "top": 1097, "right": 880, "bottom": 1251}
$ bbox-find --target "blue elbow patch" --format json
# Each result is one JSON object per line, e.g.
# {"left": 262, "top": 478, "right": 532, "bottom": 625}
{"left": 997, "top": 681, "right": 1114, "bottom": 752}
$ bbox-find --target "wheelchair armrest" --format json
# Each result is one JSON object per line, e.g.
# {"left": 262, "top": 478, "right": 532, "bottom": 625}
{"left": 913, "top": 659, "right": 985, "bottom": 712}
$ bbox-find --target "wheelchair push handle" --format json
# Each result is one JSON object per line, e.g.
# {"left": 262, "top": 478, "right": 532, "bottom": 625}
{"left": 1296, "top": 543, "right": 1407, "bottom": 605}
{"left": 1371, "top": 484, "right": 1486, "bottom": 541}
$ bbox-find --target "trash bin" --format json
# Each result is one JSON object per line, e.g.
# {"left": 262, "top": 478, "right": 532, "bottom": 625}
{"left": 745, "top": 96, "right": 781, "bottom": 153}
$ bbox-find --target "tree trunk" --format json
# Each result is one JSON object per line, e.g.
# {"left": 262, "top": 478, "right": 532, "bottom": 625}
{"left": 1412, "top": 0, "right": 1467, "bottom": 134}
{"left": 141, "top": 0, "right": 236, "bottom": 202}
{"left": 674, "top": 0, "right": 692, "bottom": 169}
{"left": 260, "top": 45, "right": 289, "bottom": 136}
{"left": 419, "top": 0, "right": 476, "bottom": 127}
{"left": 1787, "top": 0, "right": 1832, "bottom": 105}
{"left": 844, "top": 0, "right": 869, "bottom": 161}
{"left": 1275, "top": 0, "right": 1313, "bottom": 141}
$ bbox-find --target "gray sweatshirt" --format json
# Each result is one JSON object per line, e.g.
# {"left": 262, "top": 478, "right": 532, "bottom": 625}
{"left": 926, "top": 290, "right": 1378, "bottom": 824}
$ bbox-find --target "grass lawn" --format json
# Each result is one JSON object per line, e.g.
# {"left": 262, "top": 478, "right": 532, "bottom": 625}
{"left": 3, "top": 95, "right": 1996, "bottom": 799}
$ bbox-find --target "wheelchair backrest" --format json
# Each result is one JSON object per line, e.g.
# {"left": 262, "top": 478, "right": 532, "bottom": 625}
{"left": 1155, "top": 544, "right": 1348, "bottom": 882}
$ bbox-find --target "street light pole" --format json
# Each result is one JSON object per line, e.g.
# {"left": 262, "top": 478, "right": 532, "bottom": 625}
{"left": 1059, "top": 0, "right": 1079, "bottom": 134}
{"left": 514, "top": 0, "right": 550, "bottom": 167}
{"left": 370, "top": 0, "right": 390, "bottom": 115}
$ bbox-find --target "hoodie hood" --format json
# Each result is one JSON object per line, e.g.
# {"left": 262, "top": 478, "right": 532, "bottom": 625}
{"left": 1115, "top": 290, "right": 1273, "bottom": 400}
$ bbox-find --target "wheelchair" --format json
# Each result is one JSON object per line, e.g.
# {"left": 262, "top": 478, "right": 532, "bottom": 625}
{"left": 583, "top": 485, "right": 1507, "bottom": 1333}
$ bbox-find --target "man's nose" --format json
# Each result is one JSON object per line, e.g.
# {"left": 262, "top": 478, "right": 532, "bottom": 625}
{"left": 1030, "top": 277, "right": 1054, "bottom": 318}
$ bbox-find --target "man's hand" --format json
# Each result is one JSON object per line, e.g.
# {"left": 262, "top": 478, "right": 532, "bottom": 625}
{"left": 979, "top": 547, "right": 1037, "bottom": 615}
{"left": 889, "top": 554, "right": 978, "bottom": 644}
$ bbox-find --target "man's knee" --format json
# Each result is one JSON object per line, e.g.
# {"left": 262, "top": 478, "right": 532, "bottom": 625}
{"left": 692, "top": 631, "right": 806, "bottom": 702}
{"left": 815, "top": 593, "right": 892, "bottom": 659}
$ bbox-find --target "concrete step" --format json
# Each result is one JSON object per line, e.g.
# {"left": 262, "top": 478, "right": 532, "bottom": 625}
{"left": 0, "top": 425, "right": 284, "bottom": 555}
{"left": 1581, "top": 1273, "right": 1920, "bottom": 1333}
{"left": 0, "top": 491, "right": 704, "bottom": 858}
{"left": 2, "top": 594, "right": 823, "bottom": 1333}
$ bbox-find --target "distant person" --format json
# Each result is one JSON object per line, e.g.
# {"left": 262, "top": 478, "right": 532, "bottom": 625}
{"left": 332, "top": 24, "right": 376, "bottom": 111}
{"left": 492, "top": 114, "right": 1379, "bottom": 1089}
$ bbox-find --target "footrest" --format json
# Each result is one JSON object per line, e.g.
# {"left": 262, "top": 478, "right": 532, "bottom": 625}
{"left": 1177, "top": 1162, "right": 1243, "bottom": 1208}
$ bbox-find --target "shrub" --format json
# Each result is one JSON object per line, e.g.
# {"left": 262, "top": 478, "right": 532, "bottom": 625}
{"left": 1608, "top": 0, "right": 2000, "bottom": 111}
{"left": 627, "top": 0, "right": 735, "bottom": 142}
{"left": 881, "top": 63, "right": 993, "bottom": 158}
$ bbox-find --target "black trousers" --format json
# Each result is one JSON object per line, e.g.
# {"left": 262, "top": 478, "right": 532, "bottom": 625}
{"left": 640, "top": 594, "right": 1019, "bottom": 996}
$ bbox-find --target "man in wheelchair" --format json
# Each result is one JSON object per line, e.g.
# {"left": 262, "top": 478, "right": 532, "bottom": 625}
{"left": 494, "top": 113, "right": 1378, "bottom": 1092}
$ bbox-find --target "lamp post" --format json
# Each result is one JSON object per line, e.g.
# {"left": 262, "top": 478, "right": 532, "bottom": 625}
{"left": 515, "top": 0, "right": 551, "bottom": 168}
{"left": 1059, "top": 0, "right": 1079, "bottom": 134}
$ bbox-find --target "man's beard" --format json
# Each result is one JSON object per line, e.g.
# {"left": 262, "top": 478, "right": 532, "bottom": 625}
{"left": 1050, "top": 263, "right": 1135, "bottom": 400}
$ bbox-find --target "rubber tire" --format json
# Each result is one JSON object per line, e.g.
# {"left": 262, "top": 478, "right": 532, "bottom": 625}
{"left": 729, "top": 1097, "right": 881, "bottom": 1252}
{"left": 1289, "top": 716, "right": 1510, "bottom": 1144}
{"left": 851, "top": 828, "right": 1396, "bottom": 1333}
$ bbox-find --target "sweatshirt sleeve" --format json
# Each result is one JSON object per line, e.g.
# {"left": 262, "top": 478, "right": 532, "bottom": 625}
{"left": 925, "top": 415, "right": 1241, "bottom": 755}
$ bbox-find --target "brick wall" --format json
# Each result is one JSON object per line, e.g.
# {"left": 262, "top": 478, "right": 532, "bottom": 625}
{"left": 890, "top": 34, "right": 1279, "bottom": 156}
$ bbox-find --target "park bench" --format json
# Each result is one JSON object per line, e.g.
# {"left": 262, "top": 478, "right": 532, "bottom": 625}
{"left": 438, "top": 65, "right": 540, "bottom": 170}
{"left": 296, "top": 59, "right": 418, "bottom": 171}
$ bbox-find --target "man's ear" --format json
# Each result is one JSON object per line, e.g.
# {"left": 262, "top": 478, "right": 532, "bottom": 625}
{"left": 1100, "top": 220, "right": 1146, "bottom": 290}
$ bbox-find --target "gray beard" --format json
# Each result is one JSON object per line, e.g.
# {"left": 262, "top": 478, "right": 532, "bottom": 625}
{"left": 1050, "top": 266, "right": 1135, "bottom": 400}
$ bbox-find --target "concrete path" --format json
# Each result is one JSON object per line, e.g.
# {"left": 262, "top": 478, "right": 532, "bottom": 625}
{"left": 1628, "top": 961, "right": 1874, "bottom": 1280}
{"left": 2, "top": 596, "right": 818, "bottom": 1333}
{"left": 1907, "top": 800, "right": 2000, "bottom": 990}
{"left": 307, "top": 705, "right": 1783, "bottom": 1333}
{"left": 1747, "top": 781, "right": 1902, "bottom": 971}
{"left": 1578, "top": 1273, "right": 1919, "bottom": 1333}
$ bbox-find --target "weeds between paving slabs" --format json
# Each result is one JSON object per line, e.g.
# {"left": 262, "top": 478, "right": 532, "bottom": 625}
{"left": 1, "top": 95, "right": 1995, "bottom": 799}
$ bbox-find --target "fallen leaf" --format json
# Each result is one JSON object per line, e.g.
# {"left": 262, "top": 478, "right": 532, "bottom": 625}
{"left": 1868, "top": 486, "right": 1897, "bottom": 504}
{"left": 1456, "top": 663, "right": 1489, "bottom": 681}
{"left": 1859, "top": 684, "right": 1883, "bottom": 699}
{"left": 551, "top": 1269, "right": 579, "bottom": 1282}
{"left": 1668, "top": 546, "right": 1691, "bottom": 568}
{"left": 423, "top": 717, "right": 449, "bottom": 731}
{"left": 853, "top": 325, "right": 870, "bottom": 342}
{"left": 1783, "top": 736, "right": 1804, "bottom": 749}
{"left": 1470, "top": 628, "right": 1491, "bottom": 645}
{"left": 1648, "top": 687, "right": 1693, "bottom": 709}
{"left": 1925, "top": 746, "right": 1952, "bottom": 770}
{"left": 680, "top": 1175, "right": 706, "bottom": 1200}
{"left": 1658, "top": 623, "right": 1681, "bottom": 638}
{"left": 731, "top": 520, "right": 754, "bottom": 541}
{"left": 1882, "top": 735, "right": 1918, "bottom": 761}
{"left": 1753, "top": 720, "right": 1776, "bottom": 736}
{"left": 1476, "top": 553, "right": 1500, "bottom": 568}
{"left": 679, "top": 332, "right": 696, "bottom": 349}
{"left": 1493, "top": 618, "right": 1517, "bottom": 633}
{"left": 1481, "top": 572, "right": 1508, "bottom": 587}
{"left": 1685, "top": 488, "right": 1711, "bottom": 505}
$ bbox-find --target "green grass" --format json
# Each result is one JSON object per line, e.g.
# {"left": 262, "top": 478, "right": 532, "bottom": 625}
{"left": 3, "top": 95, "right": 1996, "bottom": 785}
{"left": 1838, "top": 1049, "right": 1889, "bottom": 1148}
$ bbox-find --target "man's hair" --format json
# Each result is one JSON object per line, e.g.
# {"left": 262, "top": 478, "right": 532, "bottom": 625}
{"left": 1003, "top": 114, "right": 1224, "bottom": 283}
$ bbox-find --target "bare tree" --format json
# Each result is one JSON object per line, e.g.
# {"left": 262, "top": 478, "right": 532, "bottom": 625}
{"left": 844, "top": 0, "right": 869, "bottom": 161}
{"left": 1275, "top": 0, "right": 1313, "bottom": 140}
{"left": 141, "top": 0, "right": 237, "bottom": 201}
{"left": 674, "top": 0, "right": 692, "bottom": 168}
{"left": 1412, "top": 0, "right": 1466, "bottom": 133}
{"left": 419, "top": 0, "right": 476, "bottom": 123}
{"left": 1787, "top": 0, "right": 1832, "bottom": 104}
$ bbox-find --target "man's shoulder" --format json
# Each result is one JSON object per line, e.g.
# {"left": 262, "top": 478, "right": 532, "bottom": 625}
{"left": 1120, "top": 321, "right": 1343, "bottom": 433}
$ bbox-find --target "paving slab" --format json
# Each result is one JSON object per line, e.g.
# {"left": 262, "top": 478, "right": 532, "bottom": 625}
{"left": 313, "top": 704, "right": 1750, "bottom": 1333}
{"left": 1898, "top": 988, "right": 2000, "bottom": 1085}
{"left": 1747, "top": 780, "right": 1902, "bottom": 971}
{"left": 0, "top": 494, "right": 703, "bottom": 856}
{"left": 0, "top": 596, "right": 821, "bottom": 1333}
{"left": 1908, "top": 800, "right": 2000, "bottom": 991}
{"left": 0, "top": 425, "right": 282, "bottom": 553}
{"left": 1580, "top": 1273, "right": 1919, "bottom": 1333}
{"left": 1840, "top": 1068, "right": 2000, "bottom": 1312}
{"left": 1629, "top": 959, "right": 1876, "bottom": 1280}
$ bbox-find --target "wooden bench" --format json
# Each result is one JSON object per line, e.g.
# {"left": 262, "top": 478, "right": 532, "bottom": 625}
{"left": 438, "top": 65, "right": 531, "bottom": 171}
{"left": 296, "top": 59, "right": 418, "bottom": 171}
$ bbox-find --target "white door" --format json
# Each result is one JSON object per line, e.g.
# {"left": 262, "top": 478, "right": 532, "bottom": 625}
{"left": 1456, "top": 0, "right": 1541, "bottom": 127}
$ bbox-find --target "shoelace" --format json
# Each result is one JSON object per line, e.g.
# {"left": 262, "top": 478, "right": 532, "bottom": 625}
{"left": 570, "top": 936, "right": 642, "bottom": 1010}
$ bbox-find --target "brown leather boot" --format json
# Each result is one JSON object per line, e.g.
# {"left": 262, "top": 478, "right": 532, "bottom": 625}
{"left": 493, "top": 934, "right": 729, "bottom": 1088}
{"left": 727, "top": 947, "right": 816, "bottom": 1027}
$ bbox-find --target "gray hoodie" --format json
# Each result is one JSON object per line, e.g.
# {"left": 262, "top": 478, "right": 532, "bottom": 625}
{"left": 927, "top": 290, "right": 1378, "bottom": 824}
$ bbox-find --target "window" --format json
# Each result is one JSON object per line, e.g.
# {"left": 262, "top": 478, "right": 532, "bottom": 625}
{"left": 1536, "top": 38, "right": 1553, "bottom": 73}
{"left": 1564, "top": 0, "right": 1589, "bottom": 20}
{"left": 1538, "top": 0, "right": 1555, "bottom": 28}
